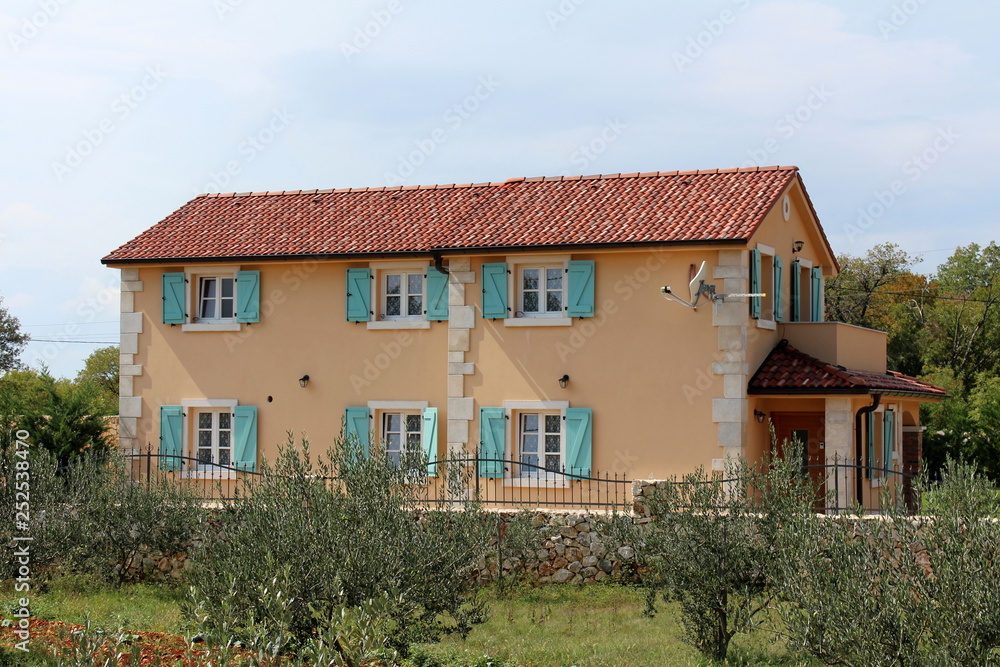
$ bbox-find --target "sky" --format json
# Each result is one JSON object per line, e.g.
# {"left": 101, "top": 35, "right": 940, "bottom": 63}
{"left": 1, "top": 0, "right": 998, "bottom": 379}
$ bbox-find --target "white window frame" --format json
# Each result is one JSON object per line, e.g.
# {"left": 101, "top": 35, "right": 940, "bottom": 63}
{"left": 367, "top": 262, "right": 431, "bottom": 330}
{"left": 180, "top": 399, "right": 238, "bottom": 479}
{"left": 182, "top": 265, "right": 242, "bottom": 332}
{"left": 504, "top": 255, "right": 572, "bottom": 327}
{"left": 503, "top": 400, "right": 569, "bottom": 487}
{"left": 369, "top": 400, "right": 429, "bottom": 473}
{"left": 755, "top": 244, "right": 777, "bottom": 331}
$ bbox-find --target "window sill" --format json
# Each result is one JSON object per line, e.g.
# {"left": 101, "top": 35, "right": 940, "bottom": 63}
{"left": 182, "top": 322, "right": 242, "bottom": 332}
{"left": 181, "top": 470, "right": 237, "bottom": 480}
{"left": 755, "top": 319, "right": 777, "bottom": 331}
{"left": 503, "top": 477, "right": 571, "bottom": 488}
{"left": 503, "top": 317, "right": 572, "bottom": 327}
{"left": 366, "top": 320, "right": 431, "bottom": 330}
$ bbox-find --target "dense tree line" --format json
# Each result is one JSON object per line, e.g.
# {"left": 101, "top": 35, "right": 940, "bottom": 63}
{"left": 0, "top": 294, "right": 116, "bottom": 457}
{"left": 825, "top": 241, "right": 1000, "bottom": 479}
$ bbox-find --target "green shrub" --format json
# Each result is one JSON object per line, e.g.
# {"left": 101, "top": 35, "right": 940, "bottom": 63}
{"left": 185, "top": 434, "right": 494, "bottom": 658}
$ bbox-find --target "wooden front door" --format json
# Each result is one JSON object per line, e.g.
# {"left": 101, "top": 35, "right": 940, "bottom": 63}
{"left": 772, "top": 412, "right": 826, "bottom": 512}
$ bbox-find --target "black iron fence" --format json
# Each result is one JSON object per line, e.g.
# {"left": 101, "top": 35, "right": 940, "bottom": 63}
{"left": 125, "top": 449, "right": 919, "bottom": 513}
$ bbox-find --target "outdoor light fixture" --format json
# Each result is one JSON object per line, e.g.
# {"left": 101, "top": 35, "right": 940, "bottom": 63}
{"left": 558, "top": 374, "right": 570, "bottom": 389}
{"left": 792, "top": 240, "right": 805, "bottom": 253}
{"left": 298, "top": 374, "right": 310, "bottom": 388}
{"left": 754, "top": 409, "right": 766, "bottom": 423}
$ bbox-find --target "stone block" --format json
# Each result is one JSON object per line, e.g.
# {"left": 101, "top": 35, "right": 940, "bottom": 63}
{"left": 448, "top": 328, "right": 470, "bottom": 352}
{"left": 447, "top": 419, "right": 469, "bottom": 444}
{"left": 119, "top": 376, "right": 133, "bottom": 397}
{"left": 448, "top": 351, "right": 465, "bottom": 363}
{"left": 119, "top": 397, "right": 142, "bottom": 419}
{"left": 449, "top": 306, "right": 475, "bottom": 329}
{"left": 120, "top": 333, "right": 138, "bottom": 355}
{"left": 118, "top": 417, "right": 137, "bottom": 438}
{"left": 718, "top": 421, "right": 744, "bottom": 447}
{"left": 723, "top": 374, "right": 746, "bottom": 399}
{"left": 120, "top": 281, "right": 143, "bottom": 293}
{"left": 120, "top": 268, "right": 139, "bottom": 282}
{"left": 448, "top": 282, "right": 465, "bottom": 306}
{"left": 447, "top": 374, "right": 464, "bottom": 398}
{"left": 448, "top": 397, "right": 474, "bottom": 421}
{"left": 448, "top": 257, "right": 471, "bottom": 272}
{"left": 712, "top": 398, "right": 745, "bottom": 423}
{"left": 121, "top": 312, "right": 143, "bottom": 334}
{"left": 120, "top": 291, "right": 134, "bottom": 313}
{"left": 120, "top": 364, "right": 143, "bottom": 377}
{"left": 447, "top": 362, "right": 474, "bottom": 376}
{"left": 712, "top": 361, "right": 748, "bottom": 376}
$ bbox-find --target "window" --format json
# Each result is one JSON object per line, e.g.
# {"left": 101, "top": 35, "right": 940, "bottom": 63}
{"left": 158, "top": 401, "right": 257, "bottom": 477}
{"left": 518, "top": 266, "right": 564, "bottom": 317}
{"left": 161, "top": 267, "right": 260, "bottom": 331}
{"left": 382, "top": 411, "right": 422, "bottom": 467}
{"left": 790, "top": 259, "right": 812, "bottom": 322}
{"left": 344, "top": 403, "right": 439, "bottom": 476}
{"left": 478, "top": 402, "right": 592, "bottom": 483}
{"left": 750, "top": 246, "right": 777, "bottom": 327}
{"left": 195, "top": 409, "right": 233, "bottom": 468}
{"left": 197, "top": 276, "right": 235, "bottom": 322}
{"left": 517, "top": 412, "right": 562, "bottom": 477}
{"left": 481, "top": 257, "right": 595, "bottom": 326}
{"left": 346, "top": 264, "right": 448, "bottom": 328}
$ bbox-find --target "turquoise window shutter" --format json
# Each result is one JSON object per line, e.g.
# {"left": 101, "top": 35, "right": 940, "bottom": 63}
{"left": 162, "top": 273, "right": 186, "bottom": 324}
{"left": 426, "top": 267, "right": 449, "bottom": 321}
{"left": 867, "top": 412, "right": 876, "bottom": 478}
{"left": 791, "top": 260, "right": 801, "bottom": 322}
{"left": 481, "top": 263, "right": 508, "bottom": 319}
{"left": 564, "top": 407, "right": 593, "bottom": 478}
{"left": 883, "top": 411, "right": 894, "bottom": 472}
{"left": 478, "top": 407, "right": 505, "bottom": 478}
{"left": 236, "top": 270, "right": 261, "bottom": 323}
{"left": 422, "top": 407, "right": 439, "bottom": 477}
{"left": 233, "top": 406, "right": 258, "bottom": 472}
{"left": 811, "top": 267, "right": 823, "bottom": 322}
{"left": 773, "top": 256, "right": 784, "bottom": 323}
{"left": 750, "top": 249, "right": 762, "bottom": 319}
{"left": 346, "top": 268, "right": 372, "bottom": 322}
{"left": 159, "top": 405, "right": 183, "bottom": 471}
{"left": 567, "top": 260, "right": 596, "bottom": 317}
{"left": 344, "top": 407, "right": 371, "bottom": 458}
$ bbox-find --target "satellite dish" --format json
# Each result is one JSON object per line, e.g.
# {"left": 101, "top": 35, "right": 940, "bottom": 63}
{"left": 660, "top": 260, "right": 765, "bottom": 310}
{"left": 689, "top": 261, "right": 709, "bottom": 304}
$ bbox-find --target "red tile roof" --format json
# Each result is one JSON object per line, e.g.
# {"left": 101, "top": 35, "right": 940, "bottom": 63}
{"left": 748, "top": 341, "right": 947, "bottom": 398}
{"left": 103, "top": 166, "right": 822, "bottom": 264}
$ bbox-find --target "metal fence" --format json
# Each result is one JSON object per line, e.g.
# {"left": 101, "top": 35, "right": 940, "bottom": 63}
{"left": 125, "top": 448, "right": 920, "bottom": 514}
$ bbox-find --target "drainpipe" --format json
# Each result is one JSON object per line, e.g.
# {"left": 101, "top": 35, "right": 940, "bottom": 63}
{"left": 855, "top": 394, "right": 881, "bottom": 507}
{"left": 432, "top": 251, "right": 450, "bottom": 275}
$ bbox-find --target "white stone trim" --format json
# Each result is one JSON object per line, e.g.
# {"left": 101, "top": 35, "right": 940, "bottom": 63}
{"left": 118, "top": 268, "right": 143, "bottom": 452}
{"left": 366, "top": 320, "right": 430, "bottom": 330}
{"left": 182, "top": 398, "right": 238, "bottom": 409}
{"left": 181, "top": 322, "right": 243, "bottom": 332}
{"left": 503, "top": 400, "right": 569, "bottom": 411}
{"left": 503, "top": 317, "right": 572, "bottom": 327}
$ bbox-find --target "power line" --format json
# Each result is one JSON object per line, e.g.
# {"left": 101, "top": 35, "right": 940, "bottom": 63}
{"left": 27, "top": 340, "right": 119, "bottom": 345}
{"left": 21, "top": 320, "right": 119, "bottom": 328}
{"left": 828, "top": 288, "right": 996, "bottom": 304}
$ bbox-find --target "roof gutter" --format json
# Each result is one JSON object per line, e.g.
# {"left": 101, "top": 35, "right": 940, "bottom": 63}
{"left": 101, "top": 238, "right": 749, "bottom": 267}
{"left": 855, "top": 394, "right": 881, "bottom": 507}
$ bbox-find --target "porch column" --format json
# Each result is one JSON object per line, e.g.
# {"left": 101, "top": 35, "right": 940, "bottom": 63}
{"left": 824, "top": 397, "right": 853, "bottom": 511}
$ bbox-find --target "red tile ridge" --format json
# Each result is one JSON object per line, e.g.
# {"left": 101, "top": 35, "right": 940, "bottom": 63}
{"left": 504, "top": 176, "right": 525, "bottom": 183}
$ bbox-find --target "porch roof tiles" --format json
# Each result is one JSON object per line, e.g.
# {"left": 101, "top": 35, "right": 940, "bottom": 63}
{"left": 748, "top": 340, "right": 947, "bottom": 398}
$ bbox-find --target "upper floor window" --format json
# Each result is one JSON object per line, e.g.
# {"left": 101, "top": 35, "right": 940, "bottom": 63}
{"left": 346, "top": 263, "right": 448, "bottom": 329}
{"left": 482, "top": 256, "right": 595, "bottom": 327}
{"left": 161, "top": 267, "right": 259, "bottom": 332}
{"left": 750, "top": 246, "right": 782, "bottom": 328}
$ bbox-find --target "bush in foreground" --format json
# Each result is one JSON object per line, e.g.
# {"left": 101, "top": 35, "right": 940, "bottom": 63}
{"left": 184, "top": 435, "right": 494, "bottom": 662}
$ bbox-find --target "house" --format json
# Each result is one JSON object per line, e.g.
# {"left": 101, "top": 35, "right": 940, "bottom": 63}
{"left": 102, "top": 166, "right": 945, "bottom": 509}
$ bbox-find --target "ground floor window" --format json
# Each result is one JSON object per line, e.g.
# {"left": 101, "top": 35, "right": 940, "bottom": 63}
{"left": 518, "top": 412, "right": 562, "bottom": 476}
{"left": 382, "top": 411, "right": 422, "bottom": 467}
{"left": 195, "top": 409, "right": 232, "bottom": 468}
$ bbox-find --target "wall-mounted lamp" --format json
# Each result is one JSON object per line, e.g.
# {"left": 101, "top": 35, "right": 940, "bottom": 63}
{"left": 754, "top": 409, "right": 766, "bottom": 424}
{"left": 792, "top": 240, "right": 805, "bottom": 253}
{"left": 298, "top": 374, "right": 310, "bottom": 388}
{"left": 558, "top": 374, "right": 570, "bottom": 389}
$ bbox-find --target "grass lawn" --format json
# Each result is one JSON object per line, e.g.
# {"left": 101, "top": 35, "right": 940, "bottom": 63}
{"left": 0, "top": 575, "right": 814, "bottom": 666}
